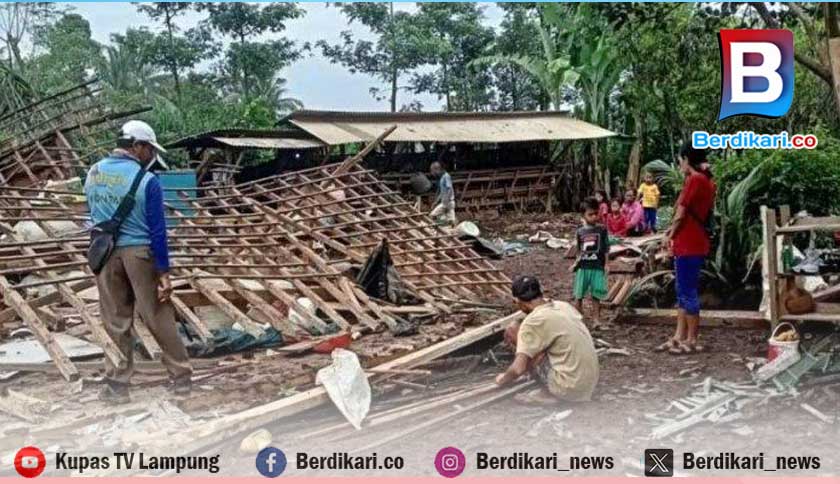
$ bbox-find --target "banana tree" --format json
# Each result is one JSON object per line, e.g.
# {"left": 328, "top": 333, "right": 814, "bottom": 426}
{"left": 571, "top": 31, "right": 625, "bottom": 191}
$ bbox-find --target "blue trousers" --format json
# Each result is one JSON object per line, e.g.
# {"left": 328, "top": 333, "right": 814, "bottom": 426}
{"left": 644, "top": 207, "right": 657, "bottom": 232}
{"left": 675, "top": 255, "right": 704, "bottom": 316}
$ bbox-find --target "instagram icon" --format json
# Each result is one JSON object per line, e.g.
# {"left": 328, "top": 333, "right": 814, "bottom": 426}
{"left": 434, "top": 447, "right": 466, "bottom": 478}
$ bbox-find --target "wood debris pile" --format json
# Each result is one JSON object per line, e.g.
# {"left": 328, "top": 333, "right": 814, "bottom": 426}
{"left": 0, "top": 117, "right": 511, "bottom": 383}
{"left": 0, "top": 79, "right": 150, "bottom": 187}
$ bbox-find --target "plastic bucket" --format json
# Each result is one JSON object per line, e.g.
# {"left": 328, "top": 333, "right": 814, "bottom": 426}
{"left": 767, "top": 322, "right": 800, "bottom": 362}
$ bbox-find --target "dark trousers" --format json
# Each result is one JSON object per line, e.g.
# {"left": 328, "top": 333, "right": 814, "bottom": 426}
{"left": 644, "top": 207, "right": 658, "bottom": 232}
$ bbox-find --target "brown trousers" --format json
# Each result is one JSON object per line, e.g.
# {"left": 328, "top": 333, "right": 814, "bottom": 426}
{"left": 96, "top": 246, "right": 192, "bottom": 384}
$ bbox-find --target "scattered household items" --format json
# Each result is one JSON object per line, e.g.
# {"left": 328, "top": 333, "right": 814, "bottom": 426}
{"left": 762, "top": 205, "right": 840, "bottom": 325}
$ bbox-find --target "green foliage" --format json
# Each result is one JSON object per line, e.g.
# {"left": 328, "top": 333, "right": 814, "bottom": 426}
{"left": 200, "top": 2, "right": 303, "bottom": 102}
{"left": 409, "top": 4, "right": 495, "bottom": 111}
{"left": 317, "top": 3, "right": 436, "bottom": 112}
{"left": 29, "top": 13, "right": 102, "bottom": 92}
{"left": 714, "top": 137, "right": 840, "bottom": 220}
{"left": 710, "top": 162, "right": 767, "bottom": 286}
{"left": 0, "top": 62, "right": 35, "bottom": 116}
{"left": 134, "top": 3, "right": 218, "bottom": 98}
{"left": 489, "top": 5, "right": 545, "bottom": 110}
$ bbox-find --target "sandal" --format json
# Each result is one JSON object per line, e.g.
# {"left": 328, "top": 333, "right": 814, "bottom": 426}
{"left": 687, "top": 342, "right": 706, "bottom": 353}
{"left": 656, "top": 339, "right": 678, "bottom": 352}
{"left": 668, "top": 342, "right": 693, "bottom": 355}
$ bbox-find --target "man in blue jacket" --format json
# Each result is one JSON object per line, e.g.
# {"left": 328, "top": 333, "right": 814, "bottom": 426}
{"left": 85, "top": 120, "right": 192, "bottom": 403}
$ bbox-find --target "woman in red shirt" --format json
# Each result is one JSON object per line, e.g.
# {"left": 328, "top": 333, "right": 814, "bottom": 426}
{"left": 659, "top": 143, "right": 716, "bottom": 354}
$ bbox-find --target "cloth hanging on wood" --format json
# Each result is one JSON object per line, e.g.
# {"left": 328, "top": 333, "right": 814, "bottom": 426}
{"left": 356, "top": 239, "right": 420, "bottom": 306}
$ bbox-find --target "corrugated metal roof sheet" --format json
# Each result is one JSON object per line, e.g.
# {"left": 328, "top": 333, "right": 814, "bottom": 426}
{"left": 283, "top": 110, "right": 615, "bottom": 145}
{"left": 165, "top": 128, "right": 321, "bottom": 150}
{"left": 212, "top": 137, "right": 325, "bottom": 149}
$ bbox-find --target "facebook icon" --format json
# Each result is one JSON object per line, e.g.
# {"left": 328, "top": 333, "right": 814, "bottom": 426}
{"left": 256, "top": 447, "right": 287, "bottom": 478}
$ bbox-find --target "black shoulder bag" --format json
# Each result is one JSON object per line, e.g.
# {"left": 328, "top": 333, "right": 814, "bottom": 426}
{"left": 87, "top": 166, "right": 148, "bottom": 274}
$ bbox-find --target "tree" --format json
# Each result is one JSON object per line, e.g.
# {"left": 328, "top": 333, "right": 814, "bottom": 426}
{"left": 318, "top": 3, "right": 435, "bottom": 112}
{"left": 472, "top": 4, "right": 578, "bottom": 110}
{"left": 0, "top": 3, "right": 61, "bottom": 71}
{"left": 411, "top": 3, "right": 495, "bottom": 111}
{"left": 134, "top": 3, "right": 216, "bottom": 99}
{"left": 30, "top": 13, "right": 102, "bottom": 92}
{"left": 98, "top": 29, "right": 162, "bottom": 94}
{"left": 490, "top": 4, "right": 545, "bottom": 111}
{"left": 563, "top": 5, "right": 626, "bottom": 191}
{"left": 200, "top": 2, "right": 303, "bottom": 98}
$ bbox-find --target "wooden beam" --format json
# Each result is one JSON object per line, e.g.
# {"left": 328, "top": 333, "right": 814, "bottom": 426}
{"left": 121, "top": 311, "right": 522, "bottom": 454}
{"left": 0, "top": 278, "right": 79, "bottom": 381}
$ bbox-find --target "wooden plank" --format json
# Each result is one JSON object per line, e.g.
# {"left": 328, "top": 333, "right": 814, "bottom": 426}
{"left": 621, "top": 308, "right": 768, "bottom": 329}
{"left": 0, "top": 278, "right": 79, "bottom": 381}
{"left": 132, "top": 311, "right": 163, "bottom": 360}
{"left": 332, "top": 125, "right": 396, "bottom": 177}
{"left": 189, "top": 276, "right": 265, "bottom": 337}
{"left": 761, "top": 206, "right": 780, "bottom": 326}
{"left": 353, "top": 380, "right": 535, "bottom": 453}
{"left": 121, "top": 311, "right": 522, "bottom": 454}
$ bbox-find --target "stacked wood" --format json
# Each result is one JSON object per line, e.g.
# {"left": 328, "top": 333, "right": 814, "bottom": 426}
{"left": 383, "top": 165, "right": 559, "bottom": 214}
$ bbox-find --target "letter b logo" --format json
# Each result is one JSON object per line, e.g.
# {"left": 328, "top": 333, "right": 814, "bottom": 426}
{"left": 718, "top": 29, "right": 794, "bottom": 120}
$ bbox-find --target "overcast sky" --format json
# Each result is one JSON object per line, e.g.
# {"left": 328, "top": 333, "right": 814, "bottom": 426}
{"left": 68, "top": 2, "right": 504, "bottom": 111}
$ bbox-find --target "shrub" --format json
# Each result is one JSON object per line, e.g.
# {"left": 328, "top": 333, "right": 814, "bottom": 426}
{"left": 713, "top": 135, "right": 840, "bottom": 220}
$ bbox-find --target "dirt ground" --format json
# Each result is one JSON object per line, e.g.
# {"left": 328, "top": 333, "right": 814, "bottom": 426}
{"left": 2, "top": 213, "right": 838, "bottom": 477}
{"left": 212, "top": 213, "right": 838, "bottom": 477}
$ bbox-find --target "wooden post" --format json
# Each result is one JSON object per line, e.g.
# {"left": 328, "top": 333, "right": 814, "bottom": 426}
{"left": 761, "top": 206, "right": 780, "bottom": 327}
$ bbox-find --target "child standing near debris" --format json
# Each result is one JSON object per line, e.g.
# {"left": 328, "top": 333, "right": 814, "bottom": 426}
{"left": 606, "top": 198, "right": 628, "bottom": 237}
{"left": 637, "top": 171, "right": 661, "bottom": 233}
{"left": 429, "top": 161, "right": 457, "bottom": 226}
{"left": 573, "top": 197, "right": 609, "bottom": 327}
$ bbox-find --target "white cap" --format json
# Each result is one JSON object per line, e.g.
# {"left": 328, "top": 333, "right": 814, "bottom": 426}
{"left": 119, "top": 120, "right": 167, "bottom": 153}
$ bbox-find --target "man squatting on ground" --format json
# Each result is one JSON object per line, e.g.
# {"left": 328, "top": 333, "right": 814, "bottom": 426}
{"left": 85, "top": 120, "right": 192, "bottom": 403}
{"left": 494, "top": 276, "right": 600, "bottom": 403}
{"left": 429, "top": 161, "right": 457, "bottom": 225}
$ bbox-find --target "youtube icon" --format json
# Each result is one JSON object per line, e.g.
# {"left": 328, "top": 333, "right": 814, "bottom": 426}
{"left": 14, "top": 447, "right": 45, "bottom": 478}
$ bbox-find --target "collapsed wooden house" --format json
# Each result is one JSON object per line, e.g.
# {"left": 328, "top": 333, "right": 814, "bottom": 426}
{"left": 0, "top": 109, "right": 512, "bottom": 385}
{"left": 167, "top": 110, "right": 615, "bottom": 215}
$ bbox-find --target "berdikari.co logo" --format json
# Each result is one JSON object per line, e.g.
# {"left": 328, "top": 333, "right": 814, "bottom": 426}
{"left": 718, "top": 29, "right": 794, "bottom": 120}
{"left": 697, "top": 28, "right": 815, "bottom": 150}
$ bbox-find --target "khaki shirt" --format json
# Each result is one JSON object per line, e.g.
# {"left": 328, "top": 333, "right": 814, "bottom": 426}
{"left": 515, "top": 301, "right": 600, "bottom": 401}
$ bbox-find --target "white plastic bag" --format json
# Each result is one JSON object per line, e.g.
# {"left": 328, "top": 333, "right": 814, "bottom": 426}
{"left": 315, "top": 349, "right": 371, "bottom": 430}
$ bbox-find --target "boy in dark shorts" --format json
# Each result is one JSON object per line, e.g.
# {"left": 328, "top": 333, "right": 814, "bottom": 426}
{"left": 572, "top": 197, "right": 610, "bottom": 327}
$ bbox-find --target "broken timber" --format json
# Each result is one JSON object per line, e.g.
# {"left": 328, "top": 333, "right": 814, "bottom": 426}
{"left": 121, "top": 310, "right": 524, "bottom": 455}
